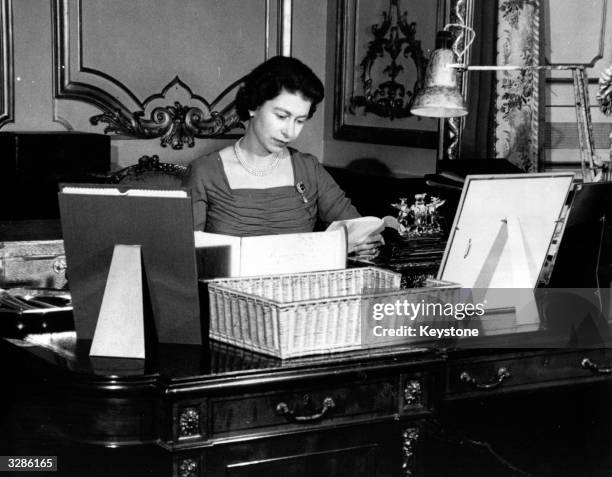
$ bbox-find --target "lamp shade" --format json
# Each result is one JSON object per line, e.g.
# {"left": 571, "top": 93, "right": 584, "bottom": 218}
{"left": 411, "top": 37, "right": 468, "bottom": 118}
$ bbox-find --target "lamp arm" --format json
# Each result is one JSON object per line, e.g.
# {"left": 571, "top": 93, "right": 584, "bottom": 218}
{"left": 438, "top": 61, "right": 610, "bottom": 181}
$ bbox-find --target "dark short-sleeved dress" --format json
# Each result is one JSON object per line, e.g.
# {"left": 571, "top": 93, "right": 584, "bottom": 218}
{"left": 182, "top": 148, "right": 360, "bottom": 236}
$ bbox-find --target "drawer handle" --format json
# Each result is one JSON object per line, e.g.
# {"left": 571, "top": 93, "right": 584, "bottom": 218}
{"left": 581, "top": 358, "right": 612, "bottom": 375}
{"left": 53, "top": 259, "right": 67, "bottom": 274}
{"left": 275, "top": 397, "right": 336, "bottom": 423}
{"left": 460, "top": 367, "right": 511, "bottom": 390}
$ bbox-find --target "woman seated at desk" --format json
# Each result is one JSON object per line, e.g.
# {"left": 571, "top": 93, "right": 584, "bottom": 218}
{"left": 182, "top": 56, "right": 382, "bottom": 259}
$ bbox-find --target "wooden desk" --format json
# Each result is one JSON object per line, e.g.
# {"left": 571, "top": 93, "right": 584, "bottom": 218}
{"left": 2, "top": 330, "right": 612, "bottom": 477}
{"left": 1, "top": 335, "right": 439, "bottom": 476}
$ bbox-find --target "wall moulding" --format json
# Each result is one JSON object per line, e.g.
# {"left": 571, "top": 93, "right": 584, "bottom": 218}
{"left": 52, "top": 0, "right": 292, "bottom": 149}
{"left": 0, "top": 0, "right": 14, "bottom": 128}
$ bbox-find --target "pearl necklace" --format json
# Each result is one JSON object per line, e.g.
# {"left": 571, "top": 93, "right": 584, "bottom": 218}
{"left": 233, "top": 139, "right": 283, "bottom": 176}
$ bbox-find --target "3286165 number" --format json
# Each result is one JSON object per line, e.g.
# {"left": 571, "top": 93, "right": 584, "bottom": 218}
{"left": 1, "top": 456, "right": 57, "bottom": 472}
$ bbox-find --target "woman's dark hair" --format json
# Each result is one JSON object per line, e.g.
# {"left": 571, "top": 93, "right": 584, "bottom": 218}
{"left": 235, "top": 56, "right": 324, "bottom": 121}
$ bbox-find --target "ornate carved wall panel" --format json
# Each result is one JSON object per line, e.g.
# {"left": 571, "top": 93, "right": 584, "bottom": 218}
{"left": 0, "top": 0, "right": 13, "bottom": 127}
{"left": 51, "top": 0, "right": 291, "bottom": 149}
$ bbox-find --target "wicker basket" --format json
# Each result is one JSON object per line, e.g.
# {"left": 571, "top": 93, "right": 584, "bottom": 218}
{"left": 207, "top": 267, "right": 459, "bottom": 359}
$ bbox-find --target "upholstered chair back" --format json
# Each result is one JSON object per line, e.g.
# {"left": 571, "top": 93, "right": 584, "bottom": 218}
{"left": 108, "top": 155, "right": 188, "bottom": 187}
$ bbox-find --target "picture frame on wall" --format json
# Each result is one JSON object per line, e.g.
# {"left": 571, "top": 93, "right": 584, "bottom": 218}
{"left": 333, "top": 0, "right": 449, "bottom": 148}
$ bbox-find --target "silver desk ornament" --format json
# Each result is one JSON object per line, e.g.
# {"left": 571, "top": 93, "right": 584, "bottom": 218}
{"left": 392, "top": 193, "right": 446, "bottom": 238}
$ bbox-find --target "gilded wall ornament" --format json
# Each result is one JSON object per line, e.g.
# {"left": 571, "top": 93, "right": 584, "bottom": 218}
{"left": 90, "top": 77, "right": 243, "bottom": 150}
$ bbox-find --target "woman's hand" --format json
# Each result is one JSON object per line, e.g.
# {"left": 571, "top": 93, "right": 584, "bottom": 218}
{"left": 350, "top": 229, "right": 385, "bottom": 261}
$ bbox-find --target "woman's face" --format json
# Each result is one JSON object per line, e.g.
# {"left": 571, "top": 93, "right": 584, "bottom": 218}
{"left": 248, "top": 89, "right": 312, "bottom": 155}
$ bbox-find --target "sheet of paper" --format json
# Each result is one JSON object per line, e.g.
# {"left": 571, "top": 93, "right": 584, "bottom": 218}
{"left": 326, "top": 216, "right": 384, "bottom": 252}
{"left": 239, "top": 230, "right": 346, "bottom": 277}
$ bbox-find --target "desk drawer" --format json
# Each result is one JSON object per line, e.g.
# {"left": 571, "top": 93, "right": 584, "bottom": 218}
{"left": 210, "top": 378, "right": 399, "bottom": 437}
{"left": 170, "top": 370, "right": 434, "bottom": 444}
{"left": 168, "top": 363, "right": 437, "bottom": 445}
{"left": 175, "top": 420, "right": 409, "bottom": 477}
{"left": 446, "top": 349, "right": 612, "bottom": 397}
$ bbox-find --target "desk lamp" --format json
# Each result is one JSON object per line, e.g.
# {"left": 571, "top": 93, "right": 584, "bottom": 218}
{"left": 411, "top": 22, "right": 610, "bottom": 182}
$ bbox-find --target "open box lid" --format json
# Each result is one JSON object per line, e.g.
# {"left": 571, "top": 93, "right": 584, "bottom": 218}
{"left": 545, "top": 180, "right": 612, "bottom": 288}
{"left": 438, "top": 173, "right": 575, "bottom": 290}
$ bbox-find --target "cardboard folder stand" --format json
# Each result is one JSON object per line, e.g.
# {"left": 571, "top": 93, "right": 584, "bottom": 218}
{"left": 59, "top": 185, "right": 201, "bottom": 358}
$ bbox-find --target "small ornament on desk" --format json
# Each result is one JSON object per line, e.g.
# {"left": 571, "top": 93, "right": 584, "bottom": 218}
{"left": 392, "top": 193, "right": 446, "bottom": 238}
